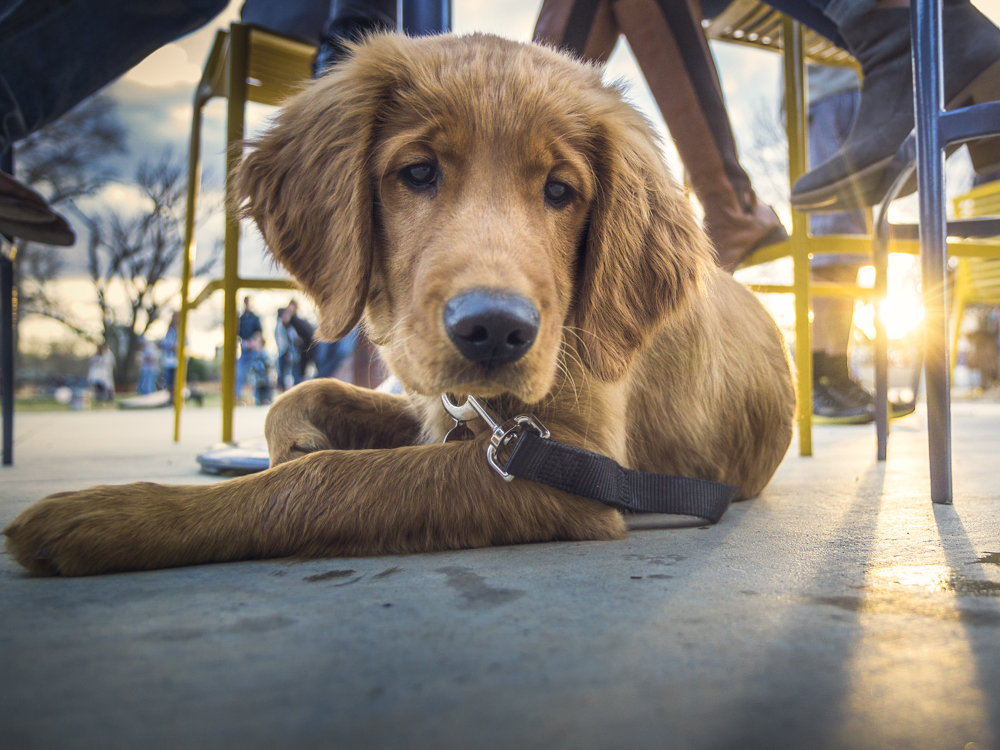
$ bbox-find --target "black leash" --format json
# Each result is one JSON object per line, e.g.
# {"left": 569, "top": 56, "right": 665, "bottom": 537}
{"left": 442, "top": 395, "right": 737, "bottom": 525}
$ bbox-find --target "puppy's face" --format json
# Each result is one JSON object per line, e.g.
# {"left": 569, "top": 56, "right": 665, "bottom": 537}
{"left": 239, "top": 34, "right": 713, "bottom": 403}
{"left": 367, "top": 94, "right": 595, "bottom": 401}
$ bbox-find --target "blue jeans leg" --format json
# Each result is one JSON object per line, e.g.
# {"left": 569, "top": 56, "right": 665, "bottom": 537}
{"left": 235, "top": 353, "right": 250, "bottom": 398}
{"left": 0, "top": 0, "right": 228, "bottom": 151}
{"left": 752, "top": 0, "right": 851, "bottom": 48}
{"left": 314, "top": 328, "right": 358, "bottom": 378}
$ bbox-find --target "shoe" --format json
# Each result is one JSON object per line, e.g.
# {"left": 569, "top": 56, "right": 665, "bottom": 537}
{"left": 0, "top": 172, "right": 75, "bottom": 246}
{"left": 710, "top": 198, "right": 790, "bottom": 273}
{"left": 813, "top": 378, "right": 874, "bottom": 425}
{"left": 827, "top": 372, "right": 916, "bottom": 419}
{"left": 791, "top": 1, "right": 1000, "bottom": 212}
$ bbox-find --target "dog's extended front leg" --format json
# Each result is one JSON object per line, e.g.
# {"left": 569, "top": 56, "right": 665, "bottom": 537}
{"left": 3, "top": 436, "right": 626, "bottom": 576}
{"left": 265, "top": 378, "right": 423, "bottom": 465}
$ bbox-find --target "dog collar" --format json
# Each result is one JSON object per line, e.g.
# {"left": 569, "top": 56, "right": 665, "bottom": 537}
{"left": 441, "top": 394, "right": 736, "bottom": 524}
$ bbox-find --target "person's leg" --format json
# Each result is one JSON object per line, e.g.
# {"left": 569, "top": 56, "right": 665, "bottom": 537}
{"left": 137, "top": 367, "right": 153, "bottom": 395}
{"left": 312, "top": 327, "right": 359, "bottom": 379}
{"left": 751, "top": 0, "right": 847, "bottom": 47}
{"left": 811, "top": 263, "right": 873, "bottom": 423}
{"left": 276, "top": 353, "right": 289, "bottom": 392}
{"left": 235, "top": 351, "right": 249, "bottom": 400}
{"left": 533, "top": 0, "right": 788, "bottom": 272}
{"left": 240, "top": 0, "right": 331, "bottom": 45}
{"left": 805, "top": 89, "right": 871, "bottom": 423}
{"left": 253, "top": 352, "right": 272, "bottom": 405}
{"left": 314, "top": 0, "right": 398, "bottom": 74}
{"left": 787, "top": 0, "right": 1000, "bottom": 210}
{"left": 533, "top": 0, "right": 621, "bottom": 64}
{"left": 163, "top": 365, "right": 177, "bottom": 403}
{"left": 0, "top": 0, "right": 229, "bottom": 153}
{"left": 0, "top": 0, "right": 26, "bottom": 25}
{"left": 614, "top": 0, "right": 788, "bottom": 270}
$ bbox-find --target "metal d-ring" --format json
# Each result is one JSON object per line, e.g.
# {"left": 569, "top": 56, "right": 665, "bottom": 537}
{"left": 441, "top": 394, "right": 550, "bottom": 482}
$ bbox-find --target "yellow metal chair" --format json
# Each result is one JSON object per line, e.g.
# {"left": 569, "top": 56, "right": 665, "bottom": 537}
{"left": 173, "top": 23, "right": 315, "bottom": 442}
{"left": 951, "top": 182, "right": 1000, "bottom": 373}
{"left": 705, "top": 3, "right": 1000, "bottom": 456}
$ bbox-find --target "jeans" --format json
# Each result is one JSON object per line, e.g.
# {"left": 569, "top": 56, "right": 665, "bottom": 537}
{"left": 137, "top": 365, "right": 158, "bottom": 395}
{"left": 0, "top": 0, "right": 228, "bottom": 151}
{"left": 163, "top": 365, "right": 177, "bottom": 394}
{"left": 276, "top": 350, "right": 303, "bottom": 390}
{"left": 759, "top": 0, "right": 879, "bottom": 48}
{"left": 313, "top": 327, "right": 358, "bottom": 378}
{"left": 808, "top": 89, "right": 869, "bottom": 259}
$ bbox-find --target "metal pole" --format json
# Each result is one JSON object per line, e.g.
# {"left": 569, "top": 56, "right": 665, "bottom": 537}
{"left": 1, "top": 147, "right": 14, "bottom": 466}
{"left": 912, "top": 0, "right": 952, "bottom": 503}
{"left": 872, "top": 163, "right": 915, "bottom": 461}
{"left": 782, "top": 18, "right": 812, "bottom": 457}
{"left": 222, "top": 24, "right": 249, "bottom": 444}
{"left": 401, "top": 0, "right": 451, "bottom": 35}
{"left": 173, "top": 88, "right": 205, "bottom": 442}
{"left": 873, "top": 218, "right": 890, "bottom": 461}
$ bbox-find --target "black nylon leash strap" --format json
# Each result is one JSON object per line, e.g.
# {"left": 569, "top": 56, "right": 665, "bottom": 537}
{"left": 503, "top": 429, "right": 737, "bottom": 524}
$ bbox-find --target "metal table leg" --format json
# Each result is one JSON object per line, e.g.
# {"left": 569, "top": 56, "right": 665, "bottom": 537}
{"left": 912, "top": 0, "right": 953, "bottom": 504}
{"left": 1, "top": 147, "right": 14, "bottom": 466}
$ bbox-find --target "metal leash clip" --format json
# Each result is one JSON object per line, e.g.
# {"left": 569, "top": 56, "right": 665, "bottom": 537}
{"left": 441, "top": 394, "right": 550, "bottom": 482}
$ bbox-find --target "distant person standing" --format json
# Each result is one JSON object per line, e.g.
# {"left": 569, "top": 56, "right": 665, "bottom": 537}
{"left": 279, "top": 299, "right": 357, "bottom": 380}
{"left": 87, "top": 343, "right": 115, "bottom": 402}
{"left": 159, "top": 312, "right": 180, "bottom": 403}
{"left": 235, "top": 296, "right": 271, "bottom": 404}
{"left": 137, "top": 338, "right": 160, "bottom": 395}
{"left": 275, "top": 301, "right": 304, "bottom": 392}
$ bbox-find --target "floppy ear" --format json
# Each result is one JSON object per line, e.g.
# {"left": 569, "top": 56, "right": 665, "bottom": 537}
{"left": 575, "top": 108, "right": 714, "bottom": 382}
{"left": 237, "top": 42, "right": 395, "bottom": 341}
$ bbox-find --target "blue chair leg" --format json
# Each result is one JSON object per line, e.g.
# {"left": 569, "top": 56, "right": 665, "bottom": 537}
{"left": 402, "top": 0, "right": 450, "bottom": 35}
{"left": 1, "top": 147, "right": 13, "bottom": 466}
{"left": 912, "top": 0, "right": 953, "bottom": 504}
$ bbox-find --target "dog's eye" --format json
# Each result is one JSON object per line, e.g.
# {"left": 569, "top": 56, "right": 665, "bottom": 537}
{"left": 544, "top": 181, "right": 572, "bottom": 207}
{"left": 400, "top": 163, "right": 438, "bottom": 190}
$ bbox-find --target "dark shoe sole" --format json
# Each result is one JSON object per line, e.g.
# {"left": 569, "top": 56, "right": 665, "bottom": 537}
{"left": 890, "top": 401, "right": 917, "bottom": 419}
{"left": 813, "top": 411, "right": 875, "bottom": 425}
{"left": 728, "top": 223, "right": 790, "bottom": 272}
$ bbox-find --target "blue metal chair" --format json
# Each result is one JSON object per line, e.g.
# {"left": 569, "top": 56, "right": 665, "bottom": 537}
{"left": 887, "top": 0, "right": 1000, "bottom": 503}
{"left": 1, "top": 149, "right": 14, "bottom": 466}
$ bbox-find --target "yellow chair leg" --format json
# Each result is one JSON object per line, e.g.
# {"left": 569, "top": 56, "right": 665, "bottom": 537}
{"left": 221, "top": 23, "right": 250, "bottom": 444}
{"left": 783, "top": 18, "right": 812, "bottom": 457}
{"left": 173, "top": 94, "right": 205, "bottom": 442}
{"left": 949, "top": 261, "right": 969, "bottom": 379}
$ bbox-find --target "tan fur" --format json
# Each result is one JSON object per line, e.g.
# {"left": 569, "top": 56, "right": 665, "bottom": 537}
{"left": 3, "top": 34, "right": 795, "bottom": 576}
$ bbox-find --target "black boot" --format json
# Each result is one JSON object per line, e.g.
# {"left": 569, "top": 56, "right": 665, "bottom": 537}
{"left": 313, "top": 0, "right": 397, "bottom": 77}
{"left": 812, "top": 352, "right": 872, "bottom": 424}
{"left": 791, "top": 1, "right": 1000, "bottom": 212}
{"left": 824, "top": 353, "right": 917, "bottom": 419}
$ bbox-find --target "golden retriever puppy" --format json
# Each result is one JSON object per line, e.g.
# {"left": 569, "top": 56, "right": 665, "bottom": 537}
{"left": 4, "top": 33, "right": 795, "bottom": 576}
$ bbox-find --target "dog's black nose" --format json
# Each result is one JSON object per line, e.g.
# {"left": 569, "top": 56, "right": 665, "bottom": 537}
{"left": 444, "top": 291, "right": 539, "bottom": 368}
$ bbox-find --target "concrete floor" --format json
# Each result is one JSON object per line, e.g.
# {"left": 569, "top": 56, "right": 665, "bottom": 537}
{"left": 1, "top": 403, "right": 999, "bottom": 750}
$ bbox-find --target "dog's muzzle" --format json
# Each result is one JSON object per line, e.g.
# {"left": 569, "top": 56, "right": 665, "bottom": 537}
{"left": 443, "top": 290, "right": 538, "bottom": 368}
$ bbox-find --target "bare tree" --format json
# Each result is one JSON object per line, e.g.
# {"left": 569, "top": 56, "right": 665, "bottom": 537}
{"left": 14, "top": 95, "right": 221, "bottom": 388}
{"left": 740, "top": 98, "right": 790, "bottom": 220}
{"left": 82, "top": 154, "right": 220, "bottom": 386}
{"left": 13, "top": 94, "right": 126, "bottom": 345}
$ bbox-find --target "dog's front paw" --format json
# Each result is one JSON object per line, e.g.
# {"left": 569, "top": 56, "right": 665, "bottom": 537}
{"left": 4, "top": 484, "right": 186, "bottom": 576}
